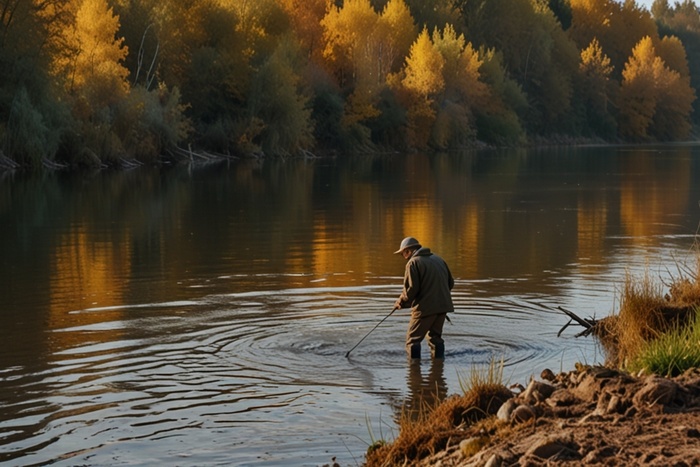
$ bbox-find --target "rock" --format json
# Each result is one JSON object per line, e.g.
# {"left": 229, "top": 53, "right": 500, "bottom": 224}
{"left": 547, "top": 388, "right": 580, "bottom": 408}
{"left": 633, "top": 377, "right": 679, "bottom": 407}
{"left": 521, "top": 379, "right": 555, "bottom": 404}
{"left": 484, "top": 453, "right": 502, "bottom": 467}
{"left": 606, "top": 394, "right": 629, "bottom": 414}
{"left": 541, "top": 368, "right": 556, "bottom": 381}
{"left": 511, "top": 404, "right": 536, "bottom": 423}
{"left": 497, "top": 399, "right": 517, "bottom": 422}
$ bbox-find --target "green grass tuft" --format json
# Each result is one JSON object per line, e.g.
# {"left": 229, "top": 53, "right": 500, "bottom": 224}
{"left": 627, "top": 307, "right": 700, "bottom": 377}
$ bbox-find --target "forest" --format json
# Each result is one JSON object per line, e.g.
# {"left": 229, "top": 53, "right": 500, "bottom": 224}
{"left": 1, "top": 0, "right": 700, "bottom": 169}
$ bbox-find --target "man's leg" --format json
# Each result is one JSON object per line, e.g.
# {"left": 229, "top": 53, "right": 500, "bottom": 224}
{"left": 427, "top": 313, "right": 447, "bottom": 359}
{"left": 406, "top": 314, "right": 434, "bottom": 359}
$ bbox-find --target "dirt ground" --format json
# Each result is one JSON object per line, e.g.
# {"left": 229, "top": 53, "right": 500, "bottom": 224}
{"left": 410, "top": 365, "right": 700, "bottom": 466}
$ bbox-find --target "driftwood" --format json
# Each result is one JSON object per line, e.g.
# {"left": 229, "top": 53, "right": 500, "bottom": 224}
{"left": 0, "top": 152, "right": 20, "bottom": 171}
{"left": 556, "top": 306, "right": 601, "bottom": 338}
{"left": 169, "top": 145, "right": 237, "bottom": 163}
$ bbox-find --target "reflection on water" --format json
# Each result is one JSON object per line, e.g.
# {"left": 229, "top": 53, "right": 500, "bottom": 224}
{"left": 1, "top": 146, "right": 700, "bottom": 465}
{"left": 403, "top": 360, "right": 448, "bottom": 420}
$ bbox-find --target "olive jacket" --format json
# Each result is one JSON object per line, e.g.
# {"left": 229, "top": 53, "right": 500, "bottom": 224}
{"left": 395, "top": 247, "right": 454, "bottom": 317}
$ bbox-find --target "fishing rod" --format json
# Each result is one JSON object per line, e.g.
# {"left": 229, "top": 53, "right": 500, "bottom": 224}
{"left": 345, "top": 307, "right": 397, "bottom": 358}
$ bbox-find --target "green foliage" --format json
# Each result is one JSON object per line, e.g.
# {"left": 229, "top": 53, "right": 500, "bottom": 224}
{"left": 247, "top": 36, "right": 313, "bottom": 156}
{"left": 115, "top": 84, "right": 191, "bottom": 162}
{"left": 472, "top": 49, "right": 527, "bottom": 145}
{"left": 627, "top": 308, "right": 700, "bottom": 377}
{"left": 4, "top": 87, "right": 55, "bottom": 168}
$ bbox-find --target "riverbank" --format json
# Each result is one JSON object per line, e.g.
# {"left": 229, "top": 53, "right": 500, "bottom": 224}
{"left": 362, "top": 258, "right": 700, "bottom": 466}
{"left": 362, "top": 364, "right": 700, "bottom": 466}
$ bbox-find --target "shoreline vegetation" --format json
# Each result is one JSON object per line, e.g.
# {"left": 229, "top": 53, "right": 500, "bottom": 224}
{"left": 359, "top": 250, "right": 700, "bottom": 466}
{"left": 2, "top": 1, "right": 700, "bottom": 173}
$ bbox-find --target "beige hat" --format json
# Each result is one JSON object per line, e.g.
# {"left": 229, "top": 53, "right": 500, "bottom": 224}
{"left": 394, "top": 237, "right": 421, "bottom": 254}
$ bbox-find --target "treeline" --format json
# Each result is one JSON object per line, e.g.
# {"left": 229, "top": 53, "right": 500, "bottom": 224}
{"left": 1, "top": 0, "right": 699, "bottom": 169}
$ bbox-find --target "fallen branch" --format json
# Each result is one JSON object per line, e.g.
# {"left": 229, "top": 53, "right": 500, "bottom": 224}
{"left": 556, "top": 306, "right": 600, "bottom": 338}
{"left": 42, "top": 157, "right": 69, "bottom": 170}
{"left": 0, "top": 152, "right": 20, "bottom": 171}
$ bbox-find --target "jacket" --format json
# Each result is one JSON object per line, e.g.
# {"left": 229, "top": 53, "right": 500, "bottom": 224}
{"left": 395, "top": 247, "right": 454, "bottom": 317}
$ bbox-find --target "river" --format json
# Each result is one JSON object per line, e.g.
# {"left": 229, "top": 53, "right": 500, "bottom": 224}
{"left": 1, "top": 145, "right": 699, "bottom": 465}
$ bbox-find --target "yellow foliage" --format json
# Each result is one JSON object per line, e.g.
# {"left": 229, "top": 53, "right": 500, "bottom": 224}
{"left": 580, "top": 38, "right": 613, "bottom": 77}
{"left": 61, "top": 0, "right": 129, "bottom": 115}
{"left": 570, "top": 0, "right": 659, "bottom": 75}
{"left": 579, "top": 38, "right": 613, "bottom": 115}
{"left": 403, "top": 28, "right": 445, "bottom": 99}
{"left": 277, "top": 0, "right": 329, "bottom": 59}
{"left": 617, "top": 35, "right": 696, "bottom": 140}
{"left": 321, "top": 0, "right": 416, "bottom": 126}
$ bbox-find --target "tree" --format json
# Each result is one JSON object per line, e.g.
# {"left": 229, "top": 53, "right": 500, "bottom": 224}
{"left": 247, "top": 36, "right": 314, "bottom": 156}
{"left": 321, "top": 0, "right": 417, "bottom": 143}
{"left": 569, "top": 0, "right": 659, "bottom": 78}
{"left": 61, "top": 0, "right": 130, "bottom": 117}
{"left": 0, "top": 0, "right": 72, "bottom": 165}
{"left": 578, "top": 38, "right": 616, "bottom": 137}
{"left": 617, "top": 36, "right": 695, "bottom": 141}
{"left": 653, "top": 0, "right": 700, "bottom": 124}
{"left": 403, "top": 0, "right": 459, "bottom": 31}
{"left": 430, "top": 24, "right": 488, "bottom": 147}
{"left": 472, "top": 48, "right": 527, "bottom": 145}
{"left": 278, "top": 0, "right": 328, "bottom": 60}
{"left": 399, "top": 27, "right": 445, "bottom": 147}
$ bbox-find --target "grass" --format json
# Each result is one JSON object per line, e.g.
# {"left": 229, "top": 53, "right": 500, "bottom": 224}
{"left": 600, "top": 251, "right": 700, "bottom": 374}
{"left": 364, "top": 358, "right": 511, "bottom": 467}
{"left": 626, "top": 306, "right": 700, "bottom": 377}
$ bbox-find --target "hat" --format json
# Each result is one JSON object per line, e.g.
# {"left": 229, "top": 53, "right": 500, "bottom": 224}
{"left": 394, "top": 237, "right": 421, "bottom": 254}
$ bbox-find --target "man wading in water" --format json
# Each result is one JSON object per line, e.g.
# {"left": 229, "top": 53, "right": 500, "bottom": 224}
{"left": 393, "top": 237, "right": 455, "bottom": 360}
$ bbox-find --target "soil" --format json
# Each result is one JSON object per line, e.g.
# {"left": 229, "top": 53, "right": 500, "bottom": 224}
{"left": 387, "top": 364, "right": 700, "bottom": 466}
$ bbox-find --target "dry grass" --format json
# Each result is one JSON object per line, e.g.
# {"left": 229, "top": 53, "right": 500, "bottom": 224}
{"left": 364, "top": 361, "right": 512, "bottom": 467}
{"left": 600, "top": 254, "right": 700, "bottom": 367}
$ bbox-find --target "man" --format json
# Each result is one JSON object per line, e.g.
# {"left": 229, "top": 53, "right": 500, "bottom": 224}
{"left": 393, "top": 237, "right": 454, "bottom": 360}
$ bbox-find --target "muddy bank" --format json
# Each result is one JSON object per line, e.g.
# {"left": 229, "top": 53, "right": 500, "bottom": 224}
{"left": 364, "top": 364, "right": 700, "bottom": 466}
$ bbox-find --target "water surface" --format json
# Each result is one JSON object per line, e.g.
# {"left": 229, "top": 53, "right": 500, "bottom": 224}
{"left": 1, "top": 146, "right": 699, "bottom": 465}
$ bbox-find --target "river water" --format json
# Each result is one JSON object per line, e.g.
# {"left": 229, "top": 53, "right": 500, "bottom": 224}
{"left": 1, "top": 146, "right": 700, "bottom": 466}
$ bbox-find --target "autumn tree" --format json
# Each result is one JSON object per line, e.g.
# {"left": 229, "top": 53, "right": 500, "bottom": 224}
{"left": 278, "top": 0, "right": 328, "bottom": 60}
{"left": 111, "top": 0, "right": 161, "bottom": 88}
{"left": 431, "top": 25, "right": 488, "bottom": 147}
{"left": 396, "top": 27, "right": 445, "bottom": 148}
{"left": 617, "top": 36, "right": 695, "bottom": 141}
{"left": 456, "top": 0, "right": 579, "bottom": 135}
{"left": 321, "top": 0, "right": 416, "bottom": 147}
{"left": 61, "top": 0, "right": 130, "bottom": 117}
{"left": 578, "top": 38, "right": 616, "bottom": 137}
{"left": 653, "top": 0, "right": 700, "bottom": 123}
{"left": 569, "top": 0, "right": 659, "bottom": 78}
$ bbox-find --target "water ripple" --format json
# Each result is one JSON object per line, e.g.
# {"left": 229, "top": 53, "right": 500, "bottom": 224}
{"left": 0, "top": 281, "right": 607, "bottom": 465}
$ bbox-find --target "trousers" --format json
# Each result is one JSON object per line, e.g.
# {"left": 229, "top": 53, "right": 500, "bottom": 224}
{"left": 406, "top": 313, "right": 447, "bottom": 358}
